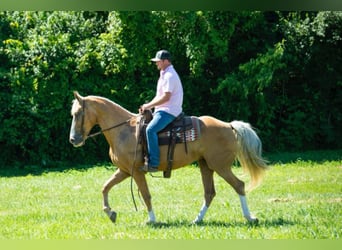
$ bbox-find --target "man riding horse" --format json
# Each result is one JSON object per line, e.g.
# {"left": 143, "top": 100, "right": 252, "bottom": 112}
{"left": 139, "top": 50, "right": 184, "bottom": 173}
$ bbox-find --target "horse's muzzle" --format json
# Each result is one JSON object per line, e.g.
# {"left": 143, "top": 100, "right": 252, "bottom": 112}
{"left": 69, "top": 135, "right": 85, "bottom": 147}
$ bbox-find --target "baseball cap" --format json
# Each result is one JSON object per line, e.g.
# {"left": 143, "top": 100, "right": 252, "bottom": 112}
{"left": 151, "top": 50, "right": 171, "bottom": 62}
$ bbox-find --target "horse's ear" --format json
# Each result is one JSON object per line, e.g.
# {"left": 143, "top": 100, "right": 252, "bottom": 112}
{"left": 73, "top": 91, "right": 83, "bottom": 103}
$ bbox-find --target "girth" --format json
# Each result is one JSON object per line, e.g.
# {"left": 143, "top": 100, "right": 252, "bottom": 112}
{"left": 138, "top": 110, "right": 200, "bottom": 178}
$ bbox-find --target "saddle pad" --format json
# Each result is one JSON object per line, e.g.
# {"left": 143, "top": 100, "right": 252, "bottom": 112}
{"left": 158, "top": 116, "right": 201, "bottom": 145}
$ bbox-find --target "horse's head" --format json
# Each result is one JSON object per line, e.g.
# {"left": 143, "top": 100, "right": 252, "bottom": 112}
{"left": 69, "top": 91, "right": 96, "bottom": 147}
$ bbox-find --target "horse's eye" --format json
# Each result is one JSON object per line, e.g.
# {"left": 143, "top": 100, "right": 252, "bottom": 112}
{"left": 75, "top": 111, "right": 83, "bottom": 119}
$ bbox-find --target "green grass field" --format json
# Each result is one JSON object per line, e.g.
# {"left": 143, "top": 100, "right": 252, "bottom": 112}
{"left": 0, "top": 150, "right": 341, "bottom": 239}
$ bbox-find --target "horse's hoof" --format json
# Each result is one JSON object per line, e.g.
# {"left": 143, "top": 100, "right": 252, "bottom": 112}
{"left": 146, "top": 220, "right": 156, "bottom": 225}
{"left": 246, "top": 216, "right": 259, "bottom": 224}
{"left": 109, "top": 211, "right": 117, "bottom": 223}
{"left": 252, "top": 218, "right": 259, "bottom": 224}
{"left": 191, "top": 218, "right": 203, "bottom": 225}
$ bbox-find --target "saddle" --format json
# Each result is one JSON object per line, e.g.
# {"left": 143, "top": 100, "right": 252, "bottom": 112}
{"left": 138, "top": 110, "right": 201, "bottom": 178}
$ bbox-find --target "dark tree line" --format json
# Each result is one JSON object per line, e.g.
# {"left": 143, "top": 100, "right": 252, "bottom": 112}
{"left": 0, "top": 11, "right": 341, "bottom": 167}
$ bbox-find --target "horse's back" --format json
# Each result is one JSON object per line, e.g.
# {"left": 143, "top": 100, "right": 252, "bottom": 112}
{"left": 199, "top": 115, "right": 235, "bottom": 134}
{"left": 198, "top": 116, "right": 238, "bottom": 158}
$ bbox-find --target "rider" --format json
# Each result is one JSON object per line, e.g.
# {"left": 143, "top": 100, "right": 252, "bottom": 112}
{"left": 139, "top": 50, "right": 184, "bottom": 172}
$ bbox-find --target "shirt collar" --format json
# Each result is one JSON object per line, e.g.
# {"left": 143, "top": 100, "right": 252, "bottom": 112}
{"left": 160, "top": 65, "right": 173, "bottom": 76}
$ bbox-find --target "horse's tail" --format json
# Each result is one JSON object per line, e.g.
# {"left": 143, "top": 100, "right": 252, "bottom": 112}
{"left": 230, "top": 121, "right": 269, "bottom": 190}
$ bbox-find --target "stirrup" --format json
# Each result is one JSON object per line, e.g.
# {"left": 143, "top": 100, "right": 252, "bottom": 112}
{"left": 139, "top": 164, "right": 158, "bottom": 173}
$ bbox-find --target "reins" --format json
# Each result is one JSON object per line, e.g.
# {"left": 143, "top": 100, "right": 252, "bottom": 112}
{"left": 79, "top": 99, "right": 142, "bottom": 211}
{"left": 86, "top": 115, "right": 141, "bottom": 211}
{"left": 86, "top": 119, "right": 132, "bottom": 139}
{"left": 84, "top": 109, "right": 141, "bottom": 211}
{"left": 79, "top": 99, "right": 132, "bottom": 140}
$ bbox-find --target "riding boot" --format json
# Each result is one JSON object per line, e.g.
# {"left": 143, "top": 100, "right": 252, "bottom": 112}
{"left": 140, "top": 156, "right": 158, "bottom": 172}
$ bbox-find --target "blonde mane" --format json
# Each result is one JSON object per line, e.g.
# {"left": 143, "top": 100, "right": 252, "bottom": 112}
{"left": 71, "top": 94, "right": 136, "bottom": 117}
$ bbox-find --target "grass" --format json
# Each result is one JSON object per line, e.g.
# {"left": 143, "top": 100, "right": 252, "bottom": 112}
{"left": 0, "top": 150, "right": 341, "bottom": 239}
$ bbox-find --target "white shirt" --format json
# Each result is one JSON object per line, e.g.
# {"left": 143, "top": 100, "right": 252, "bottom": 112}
{"left": 155, "top": 65, "right": 183, "bottom": 117}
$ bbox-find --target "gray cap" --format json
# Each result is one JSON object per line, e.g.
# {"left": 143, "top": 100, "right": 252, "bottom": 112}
{"left": 151, "top": 50, "right": 171, "bottom": 62}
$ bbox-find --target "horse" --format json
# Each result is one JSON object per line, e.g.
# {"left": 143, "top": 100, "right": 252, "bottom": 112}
{"left": 69, "top": 91, "right": 269, "bottom": 224}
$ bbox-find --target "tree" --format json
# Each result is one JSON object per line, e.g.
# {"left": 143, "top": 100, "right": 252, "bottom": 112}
{"left": 0, "top": 11, "right": 341, "bottom": 167}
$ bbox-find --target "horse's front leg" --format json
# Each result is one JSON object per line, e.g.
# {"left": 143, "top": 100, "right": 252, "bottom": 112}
{"left": 102, "top": 168, "right": 130, "bottom": 223}
{"left": 133, "top": 171, "right": 156, "bottom": 223}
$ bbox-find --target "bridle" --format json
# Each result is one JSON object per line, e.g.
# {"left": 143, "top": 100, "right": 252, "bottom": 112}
{"left": 78, "top": 99, "right": 132, "bottom": 140}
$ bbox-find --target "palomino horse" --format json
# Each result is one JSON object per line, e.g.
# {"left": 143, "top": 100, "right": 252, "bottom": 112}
{"left": 69, "top": 91, "right": 268, "bottom": 224}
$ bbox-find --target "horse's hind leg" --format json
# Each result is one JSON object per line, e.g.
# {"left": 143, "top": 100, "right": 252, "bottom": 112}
{"left": 102, "top": 168, "right": 130, "bottom": 223}
{"left": 214, "top": 163, "right": 258, "bottom": 223}
{"left": 193, "top": 159, "right": 216, "bottom": 224}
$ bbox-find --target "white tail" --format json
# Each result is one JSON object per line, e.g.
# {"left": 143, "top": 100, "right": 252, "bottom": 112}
{"left": 230, "top": 121, "right": 269, "bottom": 190}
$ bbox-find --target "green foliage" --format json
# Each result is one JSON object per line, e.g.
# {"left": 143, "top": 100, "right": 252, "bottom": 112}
{"left": 0, "top": 11, "right": 341, "bottom": 166}
{"left": 274, "top": 11, "right": 342, "bottom": 150}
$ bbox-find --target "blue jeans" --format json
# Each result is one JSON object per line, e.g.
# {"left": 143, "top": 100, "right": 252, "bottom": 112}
{"left": 146, "top": 111, "right": 175, "bottom": 167}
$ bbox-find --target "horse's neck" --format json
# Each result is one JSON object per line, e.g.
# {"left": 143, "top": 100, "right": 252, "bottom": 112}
{"left": 91, "top": 98, "right": 138, "bottom": 166}
{"left": 92, "top": 97, "right": 134, "bottom": 127}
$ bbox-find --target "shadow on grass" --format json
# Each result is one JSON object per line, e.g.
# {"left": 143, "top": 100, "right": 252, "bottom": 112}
{"left": 2, "top": 149, "right": 340, "bottom": 177}
{"left": 0, "top": 161, "right": 115, "bottom": 178}
{"left": 147, "top": 217, "right": 295, "bottom": 229}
